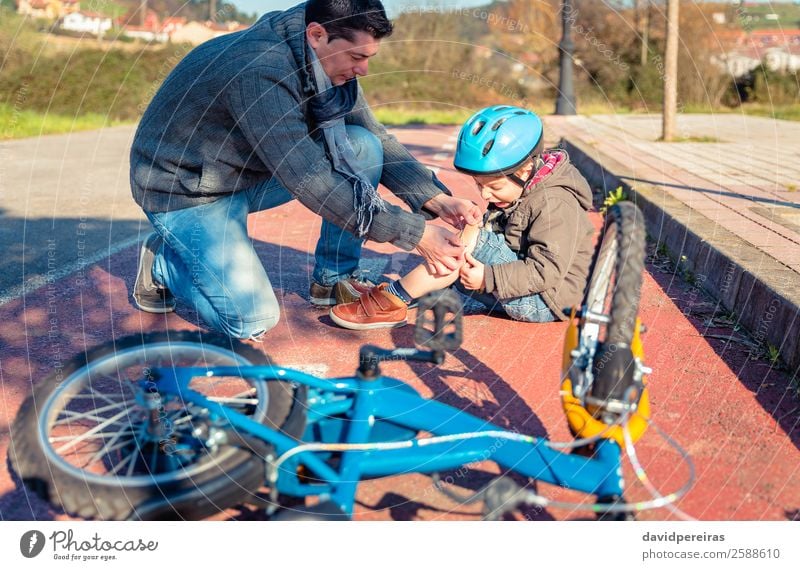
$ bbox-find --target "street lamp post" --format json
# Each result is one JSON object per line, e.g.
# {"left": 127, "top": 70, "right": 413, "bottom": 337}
{"left": 555, "top": 0, "right": 577, "bottom": 115}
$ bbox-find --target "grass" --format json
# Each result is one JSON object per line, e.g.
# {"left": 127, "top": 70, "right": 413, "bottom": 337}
{"left": 735, "top": 103, "right": 800, "bottom": 122}
{"left": 675, "top": 254, "right": 700, "bottom": 286}
{"left": 370, "top": 99, "right": 629, "bottom": 126}
{"left": 574, "top": 100, "right": 635, "bottom": 116}
{"left": 766, "top": 343, "right": 782, "bottom": 367}
{"left": 668, "top": 135, "right": 723, "bottom": 143}
{"left": 561, "top": 101, "right": 800, "bottom": 123}
{"left": 371, "top": 107, "right": 474, "bottom": 126}
{"left": 681, "top": 102, "right": 800, "bottom": 122}
{"left": 0, "top": 103, "right": 127, "bottom": 140}
{"left": 600, "top": 186, "right": 627, "bottom": 214}
{"left": 5, "top": 99, "right": 798, "bottom": 140}
{"left": 0, "top": 97, "right": 626, "bottom": 139}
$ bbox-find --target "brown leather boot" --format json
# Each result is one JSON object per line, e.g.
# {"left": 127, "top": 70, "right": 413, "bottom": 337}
{"left": 329, "top": 284, "right": 408, "bottom": 330}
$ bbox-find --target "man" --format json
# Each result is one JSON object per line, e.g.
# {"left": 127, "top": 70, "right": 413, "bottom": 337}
{"left": 130, "top": 0, "right": 480, "bottom": 339}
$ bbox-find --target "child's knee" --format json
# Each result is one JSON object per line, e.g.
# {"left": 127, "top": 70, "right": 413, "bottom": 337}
{"left": 503, "top": 303, "right": 556, "bottom": 323}
{"left": 462, "top": 224, "right": 482, "bottom": 255}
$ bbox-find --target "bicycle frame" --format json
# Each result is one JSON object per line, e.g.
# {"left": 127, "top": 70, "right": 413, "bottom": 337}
{"left": 150, "top": 364, "right": 625, "bottom": 516}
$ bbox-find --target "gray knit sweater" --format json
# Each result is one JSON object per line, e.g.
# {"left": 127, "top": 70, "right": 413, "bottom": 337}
{"left": 130, "top": 2, "right": 445, "bottom": 250}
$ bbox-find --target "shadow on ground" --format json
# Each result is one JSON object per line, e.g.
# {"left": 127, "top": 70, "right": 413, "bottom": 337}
{"left": 645, "top": 247, "right": 799, "bottom": 451}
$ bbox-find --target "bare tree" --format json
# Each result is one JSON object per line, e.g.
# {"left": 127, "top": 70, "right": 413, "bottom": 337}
{"left": 662, "top": 0, "right": 679, "bottom": 141}
{"left": 676, "top": 2, "right": 730, "bottom": 108}
{"left": 501, "top": 0, "right": 560, "bottom": 67}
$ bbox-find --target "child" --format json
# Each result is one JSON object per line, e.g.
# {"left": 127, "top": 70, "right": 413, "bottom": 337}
{"left": 330, "top": 105, "right": 595, "bottom": 330}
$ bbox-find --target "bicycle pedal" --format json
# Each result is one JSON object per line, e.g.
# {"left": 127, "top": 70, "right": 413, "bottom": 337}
{"left": 414, "top": 290, "right": 463, "bottom": 352}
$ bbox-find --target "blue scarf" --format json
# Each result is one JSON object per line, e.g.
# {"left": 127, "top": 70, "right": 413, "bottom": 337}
{"left": 307, "top": 45, "right": 386, "bottom": 237}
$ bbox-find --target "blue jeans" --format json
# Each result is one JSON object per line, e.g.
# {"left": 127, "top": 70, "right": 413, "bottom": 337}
{"left": 456, "top": 230, "right": 556, "bottom": 323}
{"left": 144, "top": 125, "right": 383, "bottom": 339}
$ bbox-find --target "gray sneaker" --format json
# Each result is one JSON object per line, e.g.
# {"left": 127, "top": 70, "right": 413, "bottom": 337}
{"left": 309, "top": 278, "right": 373, "bottom": 307}
{"left": 133, "top": 233, "right": 176, "bottom": 313}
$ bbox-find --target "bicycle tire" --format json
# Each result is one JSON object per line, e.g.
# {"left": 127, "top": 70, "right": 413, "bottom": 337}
{"left": 583, "top": 201, "right": 646, "bottom": 404}
{"left": 9, "top": 331, "right": 306, "bottom": 520}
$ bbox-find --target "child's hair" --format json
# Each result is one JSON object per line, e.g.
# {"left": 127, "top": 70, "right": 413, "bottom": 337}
{"left": 453, "top": 106, "right": 544, "bottom": 177}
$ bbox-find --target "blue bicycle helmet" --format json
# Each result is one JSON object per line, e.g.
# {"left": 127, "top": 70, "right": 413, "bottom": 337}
{"left": 453, "top": 105, "right": 544, "bottom": 176}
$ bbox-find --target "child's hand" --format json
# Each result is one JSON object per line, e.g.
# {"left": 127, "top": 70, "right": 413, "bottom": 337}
{"left": 459, "top": 252, "right": 485, "bottom": 291}
{"left": 423, "top": 195, "right": 482, "bottom": 229}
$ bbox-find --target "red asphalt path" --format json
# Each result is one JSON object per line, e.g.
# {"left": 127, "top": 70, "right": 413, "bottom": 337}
{"left": 0, "top": 125, "right": 797, "bottom": 521}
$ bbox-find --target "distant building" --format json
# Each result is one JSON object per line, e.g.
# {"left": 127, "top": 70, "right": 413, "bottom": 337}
{"left": 168, "top": 21, "right": 216, "bottom": 45}
{"left": 16, "top": 0, "right": 79, "bottom": 19}
{"left": 118, "top": 10, "right": 168, "bottom": 43}
{"left": 716, "top": 28, "right": 800, "bottom": 77}
{"left": 764, "top": 46, "right": 800, "bottom": 73}
{"left": 714, "top": 51, "right": 762, "bottom": 77}
{"left": 122, "top": 25, "right": 169, "bottom": 43}
{"left": 60, "top": 11, "right": 112, "bottom": 36}
{"left": 170, "top": 20, "right": 249, "bottom": 46}
{"left": 748, "top": 29, "right": 800, "bottom": 49}
{"left": 160, "top": 17, "right": 187, "bottom": 36}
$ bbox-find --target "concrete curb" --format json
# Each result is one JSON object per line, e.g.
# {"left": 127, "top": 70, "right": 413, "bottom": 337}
{"left": 561, "top": 136, "right": 800, "bottom": 376}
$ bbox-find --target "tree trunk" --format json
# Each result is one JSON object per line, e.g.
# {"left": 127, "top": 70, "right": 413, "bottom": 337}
{"left": 637, "top": 0, "right": 650, "bottom": 67}
{"left": 210, "top": 0, "right": 218, "bottom": 22}
{"left": 662, "top": 0, "right": 680, "bottom": 142}
{"left": 139, "top": 0, "right": 147, "bottom": 27}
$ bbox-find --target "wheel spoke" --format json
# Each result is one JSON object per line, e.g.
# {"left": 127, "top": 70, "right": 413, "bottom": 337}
{"left": 53, "top": 409, "right": 131, "bottom": 454}
{"left": 172, "top": 415, "right": 194, "bottom": 426}
{"left": 50, "top": 430, "right": 132, "bottom": 442}
{"left": 149, "top": 439, "right": 159, "bottom": 473}
{"left": 207, "top": 396, "right": 258, "bottom": 406}
{"left": 55, "top": 400, "right": 130, "bottom": 425}
{"left": 126, "top": 446, "right": 139, "bottom": 477}
{"left": 68, "top": 392, "right": 128, "bottom": 401}
{"left": 82, "top": 426, "right": 136, "bottom": 469}
{"left": 87, "top": 384, "right": 131, "bottom": 407}
{"left": 107, "top": 452, "right": 136, "bottom": 476}
{"left": 161, "top": 408, "right": 189, "bottom": 428}
{"left": 36, "top": 338, "right": 269, "bottom": 490}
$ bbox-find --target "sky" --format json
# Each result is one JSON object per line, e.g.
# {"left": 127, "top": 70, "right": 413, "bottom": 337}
{"left": 231, "top": 0, "right": 495, "bottom": 19}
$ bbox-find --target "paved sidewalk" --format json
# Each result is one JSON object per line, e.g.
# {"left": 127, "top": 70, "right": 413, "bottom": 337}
{"left": 548, "top": 113, "right": 800, "bottom": 373}
{"left": 0, "top": 124, "right": 797, "bottom": 521}
{"left": 0, "top": 126, "right": 146, "bottom": 303}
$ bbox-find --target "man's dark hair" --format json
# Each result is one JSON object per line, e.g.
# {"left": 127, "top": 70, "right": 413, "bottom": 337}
{"left": 305, "top": 0, "right": 393, "bottom": 42}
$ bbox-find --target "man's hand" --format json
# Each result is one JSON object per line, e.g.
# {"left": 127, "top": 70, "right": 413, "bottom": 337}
{"left": 459, "top": 251, "right": 485, "bottom": 291}
{"left": 416, "top": 224, "right": 465, "bottom": 275}
{"left": 423, "top": 194, "right": 482, "bottom": 230}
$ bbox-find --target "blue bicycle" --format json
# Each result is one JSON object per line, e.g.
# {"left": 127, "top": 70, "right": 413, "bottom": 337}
{"left": 10, "top": 202, "right": 692, "bottom": 520}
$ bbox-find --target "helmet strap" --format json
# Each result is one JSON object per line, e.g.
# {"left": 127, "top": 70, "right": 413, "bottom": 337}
{"left": 508, "top": 156, "right": 538, "bottom": 189}
{"left": 508, "top": 173, "right": 527, "bottom": 187}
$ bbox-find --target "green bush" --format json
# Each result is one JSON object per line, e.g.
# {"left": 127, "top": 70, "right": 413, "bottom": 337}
{"left": 0, "top": 41, "right": 190, "bottom": 121}
{"left": 627, "top": 64, "right": 663, "bottom": 106}
{"left": 747, "top": 65, "right": 800, "bottom": 106}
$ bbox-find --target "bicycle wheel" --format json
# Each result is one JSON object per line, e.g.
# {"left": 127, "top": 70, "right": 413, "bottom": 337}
{"left": 581, "top": 201, "right": 646, "bottom": 411}
{"left": 10, "top": 331, "right": 306, "bottom": 520}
